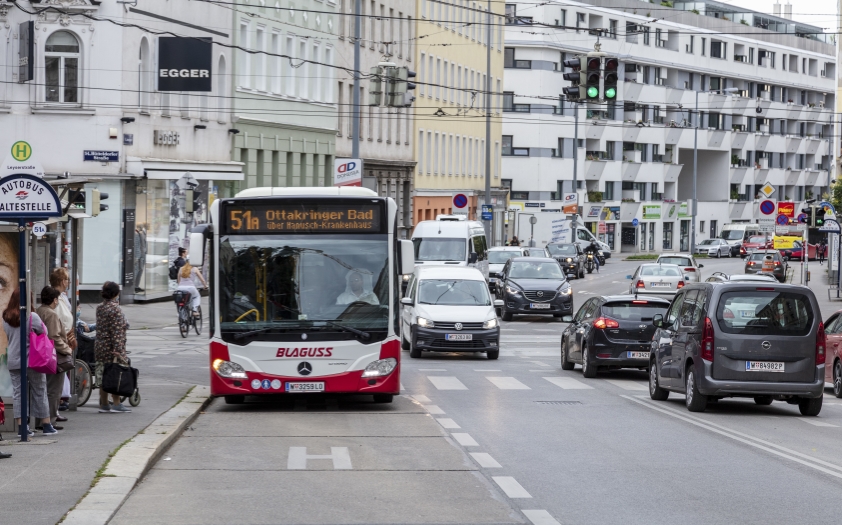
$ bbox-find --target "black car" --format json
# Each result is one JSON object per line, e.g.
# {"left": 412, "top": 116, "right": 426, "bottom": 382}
{"left": 546, "top": 243, "right": 585, "bottom": 279}
{"left": 561, "top": 295, "right": 671, "bottom": 377}
{"left": 497, "top": 257, "right": 574, "bottom": 321}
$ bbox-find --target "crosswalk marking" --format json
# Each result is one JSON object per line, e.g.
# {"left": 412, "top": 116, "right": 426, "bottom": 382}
{"left": 798, "top": 418, "right": 839, "bottom": 427}
{"left": 451, "top": 433, "right": 479, "bottom": 446}
{"left": 605, "top": 379, "right": 649, "bottom": 391}
{"left": 487, "top": 376, "right": 530, "bottom": 390}
{"left": 424, "top": 405, "right": 445, "bottom": 415}
{"left": 543, "top": 376, "right": 593, "bottom": 390}
{"left": 523, "top": 510, "right": 562, "bottom": 525}
{"left": 436, "top": 418, "right": 461, "bottom": 429}
{"left": 427, "top": 376, "right": 468, "bottom": 390}
{"left": 412, "top": 395, "right": 431, "bottom": 403}
{"left": 470, "top": 452, "right": 502, "bottom": 468}
{"left": 492, "top": 476, "right": 532, "bottom": 498}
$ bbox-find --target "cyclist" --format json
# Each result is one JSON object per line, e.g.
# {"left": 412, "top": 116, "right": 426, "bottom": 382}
{"left": 583, "top": 240, "right": 601, "bottom": 272}
{"left": 177, "top": 262, "right": 208, "bottom": 317}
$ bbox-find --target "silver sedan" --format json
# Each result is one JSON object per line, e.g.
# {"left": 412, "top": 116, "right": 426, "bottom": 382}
{"left": 626, "top": 263, "right": 688, "bottom": 295}
{"left": 694, "top": 238, "right": 731, "bottom": 258}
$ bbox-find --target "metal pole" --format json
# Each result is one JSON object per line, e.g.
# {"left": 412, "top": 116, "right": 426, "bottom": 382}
{"left": 691, "top": 89, "right": 698, "bottom": 253}
{"left": 572, "top": 101, "right": 579, "bottom": 226}
{"left": 18, "top": 219, "right": 28, "bottom": 442}
{"left": 351, "top": 0, "right": 362, "bottom": 158}
{"left": 70, "top": 217, "right": 80, "bottom": 410}
{"left": 483, "top": 0, "right": 492, "bottom": 244}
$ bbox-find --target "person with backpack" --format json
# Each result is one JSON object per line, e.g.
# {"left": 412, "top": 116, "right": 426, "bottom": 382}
{"left": 169, "top": 248, "right": 187, "bottom": 281}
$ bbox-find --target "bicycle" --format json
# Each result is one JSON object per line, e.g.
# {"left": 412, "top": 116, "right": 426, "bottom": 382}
{"left": 174, "top": 290, "right": 202, "bottom": 338}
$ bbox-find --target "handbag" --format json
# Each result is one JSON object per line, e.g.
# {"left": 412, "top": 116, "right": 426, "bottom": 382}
{"left": 28, "top": 330, "right": 57, "bottom": 375}
{"left": 0, "top": 396, "right": 5, "bottom": 426}
{"left": 56, "top": 350, "right": 74, "bottom": 373}
{"left": 102, "top": 361, "right": 138, "bottom": 397}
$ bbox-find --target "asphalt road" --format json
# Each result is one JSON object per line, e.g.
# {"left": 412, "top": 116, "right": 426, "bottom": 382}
{"left": 111, "top": 257, "right": 842, "bottom": 525}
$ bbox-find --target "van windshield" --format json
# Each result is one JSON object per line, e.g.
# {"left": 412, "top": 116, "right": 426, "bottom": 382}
{"left": 721, "top": 230, "right": 745, "bottom": 240}
{"left": 418, "top": 279, "right": 491, "bottom": 306}
{"left": 413, "top": 238, "right": 466, "bottom": 261}
{"left": 716, "top": 291, "right": 813, "bottom": 335}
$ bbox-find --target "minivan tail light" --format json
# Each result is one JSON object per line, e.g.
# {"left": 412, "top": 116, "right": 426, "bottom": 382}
{"left": 816, "top": 322, "right": 826, "bottom": 365}
{"left": 701, "top": 317, "right": 714, "bottom": 362}
{"left": 593, "top": 317, "right": 620, "bottom": 329}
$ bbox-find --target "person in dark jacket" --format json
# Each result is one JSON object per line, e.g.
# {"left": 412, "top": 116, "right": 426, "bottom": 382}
{"left": 94, "top": 282, "right": 132, "bottom": 414}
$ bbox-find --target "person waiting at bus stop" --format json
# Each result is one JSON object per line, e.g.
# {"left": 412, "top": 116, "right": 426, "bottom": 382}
{"left": 336, "top": 270, "right": 379, "bottom": 305}
{"left": 94, "top": 282, "right": 132, "bottom": 414}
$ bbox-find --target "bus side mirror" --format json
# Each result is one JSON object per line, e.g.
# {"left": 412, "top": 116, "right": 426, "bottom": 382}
{"left": 189, "top": 232, "right": 205, "bottom": 267}
{"left": 400, "top": 240, "right": 415, "bottom": 275}
{"left": 468, "top": 252, "right": 478, "bottom": 264}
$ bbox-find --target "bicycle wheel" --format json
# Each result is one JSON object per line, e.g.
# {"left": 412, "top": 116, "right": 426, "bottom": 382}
{"left": 178, "top": 307, "right": 189, "bottom": 338}
{"left": 194, "top": 306, "right": 203, "bottom": 335}
{"left": 74, "top": 360, "right": 92, "bottom": 407}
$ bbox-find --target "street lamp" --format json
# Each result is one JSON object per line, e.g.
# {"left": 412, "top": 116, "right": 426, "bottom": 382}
{"left": 691, "top": 87, "right": 739, "bottom": 251}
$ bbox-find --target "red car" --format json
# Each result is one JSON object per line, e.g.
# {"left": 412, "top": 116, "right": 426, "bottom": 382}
{"left": 739, "top": 235, "right": 772, "bottom": 258}
{"left": 822, "top": 309, "right": 842, "bottom": 397}
{"left": 779, "top": 240, "right": 818, "bottom": 261}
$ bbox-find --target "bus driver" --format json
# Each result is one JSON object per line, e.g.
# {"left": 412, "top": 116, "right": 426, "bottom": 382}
{"left": 336, "top": 270, "right": 379, "bottom": 306}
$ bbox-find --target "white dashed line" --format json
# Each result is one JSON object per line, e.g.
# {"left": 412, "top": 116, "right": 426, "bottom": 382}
{"left": 605, "top": 379, "right": 649, "bottom": 391}
{"left": 530, "top": 361, "right": 552, "bottom": 367}
{"left": 419, "top": 369, "right": 447, "bottom": 372}
{"left": 522, "top": 510, "right": 562, "bottom": 525}
{"left": 492, "top": 476, "right": 532, "bottom": 498}
{"left": 424, "top": 405, "right": 445, "bottom": 415}
{"left": 798, "top": 418, "right": 839, "bottom": 427}
{"left": 543, "top": 376, "right": 593, "bottom": 390}
{"left": 451, "top": 433, "right": 479, "bottom": 446}
{"left": 474, "top": 369, "right": 502, "bottom": 372}
{"left": 427, "top": 376, "right": 468, "bottom": 390}
{"left": 412, "top": 395, "right": 431, "bottom": 403}
{"left": 470, "top": 452, "right": 502, "bottom": 468}
{"left": 486, "top": 377, "right": 530, "bottom": 390}
{"left": 436, "top": 418, "right": 461, "bottom": 429}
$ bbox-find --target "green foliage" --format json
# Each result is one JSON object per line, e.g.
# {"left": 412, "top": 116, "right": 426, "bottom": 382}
{"left": 690, "top": 8, "right": 700, "bottom": 14}
{"left": 587, "top": 191, "right": 603, "bottom": 202}
{"left": 830, "top": 180, "right": 842, "bottom": 213}
{"left": 660, "top": 0, "right": 673, "bottom": 6}
{"left": 625, "top": 254, "right": 659, "bottom": 260}
{"left": 740, "top": 19, "right": 749, "bottom": 25}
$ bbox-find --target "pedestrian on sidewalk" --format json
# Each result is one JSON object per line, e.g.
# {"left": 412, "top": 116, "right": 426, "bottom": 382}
{"left": 94, "top": 282, "right": 132, "bottom": 414}
{"left": 818, "top": 239, "right": 827, "bottom": 265}
{"left": 50, "top": 268, "right": 75, "bottom": 419}
{"left": 4, "top": 288, "right": 56, "bottom": 436}
{"left": 36, "top": 287, "right": 72, "bottom": 430}
{"left": 177, "top": 262, "right": 207, "bottom": 317}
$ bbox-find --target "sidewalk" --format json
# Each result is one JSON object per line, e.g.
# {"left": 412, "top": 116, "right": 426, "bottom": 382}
{"left": 788, "top": 261, "right": 841, "bottom": 317}
{"left": 79, "top": 297, "right": 208, "bottom": 330}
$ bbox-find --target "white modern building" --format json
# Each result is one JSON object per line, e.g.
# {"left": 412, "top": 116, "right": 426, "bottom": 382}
{"left": 502, "top": 0, "right": 836, "bottom": 254}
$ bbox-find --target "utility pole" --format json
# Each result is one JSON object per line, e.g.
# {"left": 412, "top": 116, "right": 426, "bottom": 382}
{"left": 691, "top": 89, "right": 698, "bottom": 254}
{"left": 351, "top": 0, "right": 362, "bottom": 158}
{"left": 572, "top": 99, "right": 579, "bottom": 226}
{"left": 483, "top": 0, "right": 493, "bottom": 243}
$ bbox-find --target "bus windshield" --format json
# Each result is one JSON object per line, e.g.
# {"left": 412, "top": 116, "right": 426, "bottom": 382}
{"left": 219, "top": 234, "right": 389, "bottom": 343}
{"left": 413, "top": 238, "right": 466, "bottom": 261}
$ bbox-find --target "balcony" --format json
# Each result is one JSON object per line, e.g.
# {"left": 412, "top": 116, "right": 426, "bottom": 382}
{"left": 731, "top": 131, "right": 749, "bottom": 149}
{"left": 734, "top": 54, "right": 748, "bottom": 63}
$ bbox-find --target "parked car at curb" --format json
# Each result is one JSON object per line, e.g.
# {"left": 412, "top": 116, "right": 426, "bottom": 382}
{"left": 821, "top": 309, "right": 842, "bottom": 398}
{"left": 694, "top": 238, "right": 731, "bottom": 258}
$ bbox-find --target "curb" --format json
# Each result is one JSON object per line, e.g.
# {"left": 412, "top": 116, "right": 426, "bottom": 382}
{"left": 61, "top": 386, "right": 212, "bottom": 525}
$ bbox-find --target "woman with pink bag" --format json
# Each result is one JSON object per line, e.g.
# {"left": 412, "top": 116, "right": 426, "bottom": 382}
{"left": 3, "top": 288, "right": 56, "bottom": 436}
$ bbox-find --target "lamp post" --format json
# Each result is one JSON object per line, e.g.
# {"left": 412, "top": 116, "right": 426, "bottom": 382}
{"left": 692, "top": 87, "right": 738, "bottom": 252}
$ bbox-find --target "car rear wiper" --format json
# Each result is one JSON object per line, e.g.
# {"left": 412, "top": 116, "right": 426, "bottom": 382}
{"left": 312, "top": 320, "right": 371, "bottom": 340}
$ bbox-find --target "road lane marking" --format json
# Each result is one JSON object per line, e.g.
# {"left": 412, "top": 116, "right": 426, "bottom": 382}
{"left": 412, "top": 395, "right": 431, "bottom": 403}
{"left": 622, "top": 395, "right": 842, "bottom": 479}
{"left": 543, "top": 377, "right": 593, "bottom": 390}
{"left": 605, "top": 379, "right": 649, "bottom": 391}
{"left": 424, "top": 405, "right": 445, "bottom": 415}
{"left": 470, "top": 452, "right": 502, "bottom": 468}
{"left": 152, "top": 365, "right": 180, "bottom": 368}
{"left": 487, "top": 377, "right": 530, "bottom": 389}
{"left": 492, "top": 476, "right": 532, "bottom": 498}
{"left": 530, "top": 361, "right": 551, "bottom": 367}
{"left": 428, "top": 376, "right": 468, "bottom": 390}
{"left": 451, "top": 433, "right": 479, "bottom": 446}
{"left": 419, "top": 369, "right": 447, "bottom": 372}
{"left": 287, "top": 447, "right": 352, "bottom": 470}
{"left": 474, "top": 369, "right": 501, "bottom": 372}
{"left": 522, "top": 510, "right": 562, "bottom": 525}
{"left": 798, "top": 418, "right": 839, "bottom": 427}
{"left": 436, "top": 418, "right": 461, "bottom": 429}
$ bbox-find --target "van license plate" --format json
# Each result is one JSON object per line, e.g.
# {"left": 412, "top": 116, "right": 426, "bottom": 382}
{"left": 285, "top": 382, "right": 325, "bottom": 392}
{"left": 746, "top": 361, "right": 785, "bottom": 372}
{"left": 446, "top": 334, "right": 472, "bottom": 341}
{"left": 627, "top": 351, "right": 649, "bottom": 359}
{"left": 530, "top": 303, "right": 551, "bottom": 309}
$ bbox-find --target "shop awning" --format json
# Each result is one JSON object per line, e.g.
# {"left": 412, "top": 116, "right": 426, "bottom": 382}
{"left": 145, "top": 170, "right": 243, "bottom": 181}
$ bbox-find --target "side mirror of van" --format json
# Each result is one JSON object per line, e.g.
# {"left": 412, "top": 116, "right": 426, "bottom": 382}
{"left": 698, "top": 264, "right": 704, "bottom": 268}
{"left": 400, "top": 297, "right": 413, "bottom": 306}
{"left": 468, "top": 252, "right": 478, "bottom": 264}
{"left": 493, "top": 299, "right": 504, "bottom": 307}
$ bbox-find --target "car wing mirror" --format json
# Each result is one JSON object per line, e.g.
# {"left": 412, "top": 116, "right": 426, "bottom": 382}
{"left": 698, "top": 264, "right": 704, "bottom": 268}
{"left": 400, "top": 297, "right": 413, "bottom": 306}
{"left": 493, "top": 299, "right": 504, "bottom": 307}
{"left": 652, "top": 314, "right": 664, "bottom": 328}
{"left": 626, "top": 275, "right": 633, "bottom": 279}
{"left": 561, "top": 314, "right": 574, "bottom": 322}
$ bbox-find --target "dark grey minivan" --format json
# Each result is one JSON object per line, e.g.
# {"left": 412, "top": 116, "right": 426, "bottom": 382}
{"left": 649, "top": 282, "right": 825, "bottom": 415}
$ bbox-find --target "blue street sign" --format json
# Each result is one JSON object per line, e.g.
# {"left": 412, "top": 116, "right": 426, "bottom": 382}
{"left": 481, "top": 204, "right": 492, "bottom": 221}
{"left": 776, "top": 214, "right": 789, "bottom": 225}
{"left": 632, "top": 218, "right": 639, "bottom": 227}
{"left": 759, "top": 200, "right": 776, "bottom": 215}
{"left": 83, "top": 150, "right": 119, "bottom": 162}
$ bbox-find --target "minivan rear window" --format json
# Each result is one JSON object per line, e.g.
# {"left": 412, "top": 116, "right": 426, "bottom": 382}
{"left": 716, "top": 291, "right": 813, "bottom": 336}
{"left": 602, "top": 302, "right": 669, "bottom": 321}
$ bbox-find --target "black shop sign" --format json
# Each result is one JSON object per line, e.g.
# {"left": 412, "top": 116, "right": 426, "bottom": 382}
{"left": 157, "top": 37, "right": 212, "bottom": 92}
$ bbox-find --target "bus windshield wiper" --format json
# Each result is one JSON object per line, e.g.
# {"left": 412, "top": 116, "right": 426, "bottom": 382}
{"left": 229, "top": 325, "right": 295, "bottom": 341}
{"left": 313, "top": 320, "right": 371, "bottom": 340}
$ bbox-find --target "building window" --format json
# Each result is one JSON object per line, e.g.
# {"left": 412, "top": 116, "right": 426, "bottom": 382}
{"left": 502, "top": 135, "right": 513, "bottom": 156}
{"left": 557, "top": 9, "right": 566, "bottom": 27}
{"left": 609, "top": 20, "right": 617, "bottom": 39}
{"left": 45, "top": 31, "right": 80, "bottom": 103}
{"left": 710, "top": 40, "right": 725, "bottom": 59}
{"left": 138, "top": 38, "right": 151, "bottom": 112}
{"left": 604, "top": 181, "right": 614, "bottom": 200}
{"left": 642, "top": 27, "right": 650, "bottom": 45}
{"left": 686, "top": 35, "right": 694, "bottom": 54}
{"left": 503, "top": 91, "right": 514, "bottom": 111}
{"left": 701, "top": 38, "right": 706, "bottom": 56}
{"left": 576, "top": 12, "right": 585, "bottom": 32}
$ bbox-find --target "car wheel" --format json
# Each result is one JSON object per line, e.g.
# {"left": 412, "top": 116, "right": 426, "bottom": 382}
{"left": 487, "top": 350, "right": 500, "bottom": 360}
{"left": 581, "top": 344, "right": 597, "bottom": 378}
{"left": 685, "top": 368, "right": 707, "bottom": 412}
{"left": 753, "top": 396, "right": 774, "bottom": 406}
{"left": 501, "top": 304, "right": 513, "bottom": 322}
{"left": 409, "top": 328, "right": 422, "bottom": 358}
{"left": 561, "top": 338, "right": 575, "bottom": 370}
{"left": 716, "top": 249, "right": 721, "bottom": 258}
{"left": 834, "top": 361, "right": 842, "bottom": 398}
{"left": 798, "top": 396, "right": 823, "bottom": 416}
{"left": 649, "top": 359, "right": 669, "bottom": 401}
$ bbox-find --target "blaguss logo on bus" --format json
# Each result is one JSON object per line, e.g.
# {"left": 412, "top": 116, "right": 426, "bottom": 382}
{"left": 276, "top": 347, "right": 333, "bottom": 358}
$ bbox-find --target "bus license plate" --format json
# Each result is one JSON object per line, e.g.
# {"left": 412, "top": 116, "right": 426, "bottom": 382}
{"left": 530, "top": 303, "right": 551, "bottom": 309}
{"left": 627, "top": 351, "right": 648, "bottom": 359}
{"left": 285, "top": 382, "right": 325, "bottom": 392}
{"left": 746, "top": 361, "right": 785, "bottom": 372}
{"left": 446, "top": 334, "right": 472, "bottom": 341}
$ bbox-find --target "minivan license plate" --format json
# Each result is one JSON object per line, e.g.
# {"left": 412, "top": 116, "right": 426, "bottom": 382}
{"left": 746, "top": 361, "right": 785, "bottom": 372}
{"left": 446, "top": 334, "right": 472, "bottom": 341}
{"left": 530, "top": 303, "right": 551, "bottom": 309}
{"left": 285, "top": 382, "right": 325, "bottom": 392}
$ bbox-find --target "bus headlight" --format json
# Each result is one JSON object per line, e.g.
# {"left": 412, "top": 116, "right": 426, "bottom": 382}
{"left": 212, "top": 359, "right": 248, "bottom": 379}
{"left": 417, "top": 317, "right": 435, "bottom": 328}
{"left": 362, "top": 357, "right": 397, "bottom": 377}
{"left": 483, "top": 318, "right": 498, "bottom": 329}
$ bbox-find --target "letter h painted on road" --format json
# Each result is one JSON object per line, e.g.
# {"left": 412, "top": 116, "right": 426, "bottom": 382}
{"left": 287, "top": 447, "right": 353, "bottom": 470}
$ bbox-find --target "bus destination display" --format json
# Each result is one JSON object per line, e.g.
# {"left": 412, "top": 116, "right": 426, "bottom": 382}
{"left": 224, "top": 202, "right": 382, "bottom": 234}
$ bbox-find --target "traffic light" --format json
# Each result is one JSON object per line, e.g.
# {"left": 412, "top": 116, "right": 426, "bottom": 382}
{"left": 603, "top": 57, "right": 619, "bottom": 100}
{"left": 585, "top": 56, "right": 601, "bottom": 100}
{"left": 369, "top": 66, "right": 383, "bottom": 106}
{"left": 562, "top": 56, "right": 582, "bottom": 101}
{"left": 800, "top": 207, "right": 812, "bottom": 225}
{"left": 387, "top": 67, "right": 416, "bottom": 107}
{"left": 814, "top": 206, "right": 826, "bottom": 227}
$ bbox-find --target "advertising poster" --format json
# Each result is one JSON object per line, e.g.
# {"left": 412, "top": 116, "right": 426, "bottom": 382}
{"left": 0, "top": 232, "right": 19, "bottom": 397}
{"left": 677, "top": 202, "right": 689, "bottom": 217}
{"left": 562, "top": 193, "right": 578, "bottom": 214}
{"left": 643, "top": 204, "right": 662, "bottom": 219}
{"left": 600, "top": 206, "right": 620, "bottom": 220}
{"left": 587, "top": 205, "right": 601, "bottom": 218}
{"left": 778, "top": 202, "right": 795, "bottom": 218}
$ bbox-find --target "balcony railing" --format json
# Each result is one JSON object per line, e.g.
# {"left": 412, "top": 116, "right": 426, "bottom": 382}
{"left": 585, "top": 151, "right": 610, "bottom": 160}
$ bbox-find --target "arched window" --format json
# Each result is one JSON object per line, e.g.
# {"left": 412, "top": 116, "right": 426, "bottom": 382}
{"left": 139, "top": 38, "right": 151, "bottom": 111}
{"left": 45, "top": 31, "right": 80, "bottom": 103}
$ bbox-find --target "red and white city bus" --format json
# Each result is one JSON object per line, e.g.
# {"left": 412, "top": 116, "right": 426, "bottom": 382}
{"left": 189, "top": 187, "right": 415, "bottom": 404}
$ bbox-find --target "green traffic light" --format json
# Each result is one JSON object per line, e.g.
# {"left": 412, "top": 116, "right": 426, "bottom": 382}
{"left": 587, "top": 86, "right": 599, "bottom": 98}
{"left": 605, "top": 87, "right": 616, "bottom": 99}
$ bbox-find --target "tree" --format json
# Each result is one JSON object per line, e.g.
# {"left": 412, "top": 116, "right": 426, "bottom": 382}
{"left": 830, "top": 179, "right": 842, "bottom": 213}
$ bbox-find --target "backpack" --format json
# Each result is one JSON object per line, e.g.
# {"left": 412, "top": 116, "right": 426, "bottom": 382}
{"left": 168, "top": 263, "right": 179, "bottom": 280}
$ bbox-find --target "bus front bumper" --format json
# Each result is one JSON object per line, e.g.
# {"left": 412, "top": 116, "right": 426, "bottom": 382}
{"left": 210, "top": 367, "right": 400, "bottom": 396}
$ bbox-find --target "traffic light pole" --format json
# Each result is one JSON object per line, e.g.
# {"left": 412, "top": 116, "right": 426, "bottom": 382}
{"left": 483, "top": 0, "right": 492, "bottom": 244}
{"left": 351, "top": 0, "right": 362, "bottom": 158}
{"left": 572, "top": 99, "right": 579, "bottom": 227}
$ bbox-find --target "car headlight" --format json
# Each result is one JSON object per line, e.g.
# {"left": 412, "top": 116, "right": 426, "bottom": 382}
{"left": 417, "top": 317, "right": 435, "bottom": 328}
{"left": 212, "top": 359, "right": 248, "bottom": 379}
{"left": 559, "top": 283, "right": 572, "bottom": 295}
{"left": 505, "top": 285, "right": 521, "bottom": 296}
{"left": 566, "top": 257, "right": 573, "bottom": 263}
{"left": 362, "top": 358, "right": 397, "bottom": 377}
{"left": 483, "top": 318, "right": 498, "bottom": 329}
{"left": 402, "top": 274, "right": 411, "bottom": 282}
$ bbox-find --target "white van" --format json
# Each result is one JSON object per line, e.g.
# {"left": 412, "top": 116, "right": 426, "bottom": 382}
{"left": 719, "top": 223, "right": 761, "bottom": 255}
{"left": 410, "top": 216, "right": 489, "bottom": 278}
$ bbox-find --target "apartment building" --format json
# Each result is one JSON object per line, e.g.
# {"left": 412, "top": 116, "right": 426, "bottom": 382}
{"left": 226, "top": 0, "right": 338, "bottom": 197}
{"left": 503, "top": 0, "right": 836, "bottom": 254}
{"left": 413, "top": 0, "right": 507, "bottom": 243}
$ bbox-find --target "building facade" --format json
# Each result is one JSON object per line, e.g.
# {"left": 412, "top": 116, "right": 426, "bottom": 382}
{"left": 335, "top": 0, "right": 416, "bottom": 238}
{"left": 503, "top": 0, "right": 836, "bottom": 254}
{"left": 413, "top": 0, "right": 507, "bottom": 244}
{"left": 227, "top": 0, "right": 338, "bottom": 199}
